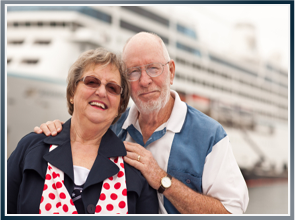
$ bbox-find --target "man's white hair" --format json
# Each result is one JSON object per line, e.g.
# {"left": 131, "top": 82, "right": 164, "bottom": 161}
{"left": 123, "top": 32, "right": 170, "bottom": 61}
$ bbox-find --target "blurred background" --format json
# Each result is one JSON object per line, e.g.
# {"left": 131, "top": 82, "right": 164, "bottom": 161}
{"left": 6, "top": 5, "right": 290, "bottom": 214}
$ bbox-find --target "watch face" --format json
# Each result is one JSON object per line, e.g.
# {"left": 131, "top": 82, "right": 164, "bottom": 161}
{"left": 162, "top": 177, "right": 172, "bottom": 188}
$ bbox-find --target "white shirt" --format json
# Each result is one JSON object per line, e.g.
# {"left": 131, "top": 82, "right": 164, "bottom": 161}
{"left": 122, "top": 90, "right": 249, "bottom": 214}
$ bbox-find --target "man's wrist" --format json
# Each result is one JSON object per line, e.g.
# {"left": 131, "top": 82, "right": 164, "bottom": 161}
{"left": 158, "top": 174, "right": 172, "bottom": 193}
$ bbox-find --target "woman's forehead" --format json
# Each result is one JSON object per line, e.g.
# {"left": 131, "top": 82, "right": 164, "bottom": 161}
{"left": 82, "top": 63, "right": 121, "bottom": 82}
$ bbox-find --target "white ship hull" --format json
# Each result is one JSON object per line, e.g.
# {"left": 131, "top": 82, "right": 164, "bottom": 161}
{"left": 6, "top": 5, "right": 289, "bottom": 177}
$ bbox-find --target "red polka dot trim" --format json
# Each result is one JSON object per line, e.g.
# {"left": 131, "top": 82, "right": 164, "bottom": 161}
{"left": 103, "top": 183, "right": 110, "bottom": 190}
{"left": 95, "top": 205, "right": 102, "bottom": 213}
{"left": 100, "top": 193, "right": 106, "bottom": 201}
{"left": 39, "top": 145, "right": 128, "bottom": 214}
{"left": 106, "top": 204, "right": 114, "bottom": 211}
{"left": 94, "top": 156, "right": 128, "bottom": 214}
{"left": 117, "top": 171, "right": 124, "bottom": 178}
{"left": 110, "top": 193, "right": 118, "bottom": 200}
{"left": 119, "top": 201, "right": 126, "bottom": 209}
{"left": 114, "top": 182, "right": 121, "bottom": 190}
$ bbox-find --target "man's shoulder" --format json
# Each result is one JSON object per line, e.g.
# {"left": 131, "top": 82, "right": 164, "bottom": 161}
{"left": 110, "top": 108, "right": 131, "bottom": 135}
{"left": 186, "top": 104, "right": 221, "bottom": 127}
{"left": 184, "top": 104, "right": 227, "bottom": 140}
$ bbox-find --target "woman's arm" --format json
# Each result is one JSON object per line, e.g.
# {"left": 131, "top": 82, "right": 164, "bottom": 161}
{"left": 7, "top": 133, "right": 44, "bottom": 213}
{"left": 7, "top": 138, "right": 28, "bottom": 213}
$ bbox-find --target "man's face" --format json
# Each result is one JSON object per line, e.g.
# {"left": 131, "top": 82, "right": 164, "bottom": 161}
{"left": 123, "top": 36, "right": 174, "bottom": 114}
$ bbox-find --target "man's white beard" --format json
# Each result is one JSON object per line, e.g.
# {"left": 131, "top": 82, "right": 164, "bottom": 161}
{"left": 132, "top": 86, "right": 170, "bottom": 115}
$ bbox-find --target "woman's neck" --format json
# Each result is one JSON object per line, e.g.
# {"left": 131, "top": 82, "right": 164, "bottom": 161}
{"left": 70, "top": 116, "right": 111, "bottom": 169}
{"left": 70, "top": 115, "right": 110, "bottom": 146}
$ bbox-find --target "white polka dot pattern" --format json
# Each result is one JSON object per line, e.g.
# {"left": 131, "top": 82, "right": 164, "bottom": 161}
{"left": 39, "top": 145, "right": 128, "bottom": 214}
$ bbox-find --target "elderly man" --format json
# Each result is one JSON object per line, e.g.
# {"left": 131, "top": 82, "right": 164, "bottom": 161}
{"left": 34, "top": 32, "right": 249, "bottom": 214}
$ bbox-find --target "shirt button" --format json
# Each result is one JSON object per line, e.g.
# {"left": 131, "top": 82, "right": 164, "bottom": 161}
{"left": 186, "top": 179, "right": 191, "bottom": 184}
{"left": 87, "top": 204, "right": 95, "bottom": 214}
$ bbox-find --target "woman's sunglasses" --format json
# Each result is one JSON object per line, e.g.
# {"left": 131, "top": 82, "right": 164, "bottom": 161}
{"left": 77, "top": 76, "right": 123, "bottom": 95}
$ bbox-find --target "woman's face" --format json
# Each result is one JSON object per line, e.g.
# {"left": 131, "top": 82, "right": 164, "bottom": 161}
{"left": 72, "top": 63, "right": 121, "bottom": 126}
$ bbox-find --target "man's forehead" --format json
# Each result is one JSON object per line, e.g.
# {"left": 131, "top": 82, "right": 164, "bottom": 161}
{"left": 124, "top": 52, "right": 164, "bottom": 68}
{"left": 123, "top": 43, "right": 164, "bottom": 67}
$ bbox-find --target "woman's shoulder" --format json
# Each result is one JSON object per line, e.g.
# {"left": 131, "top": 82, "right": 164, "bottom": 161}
{"left": 9, "top": 132, "right": 48, "bottom": 160}
{"left": 18, "top": 132, "right": 48, "bottom": 149}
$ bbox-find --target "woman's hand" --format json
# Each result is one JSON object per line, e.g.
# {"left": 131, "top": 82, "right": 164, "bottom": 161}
{"left": 34, "top": 120, "right": 64, "bottom": 136}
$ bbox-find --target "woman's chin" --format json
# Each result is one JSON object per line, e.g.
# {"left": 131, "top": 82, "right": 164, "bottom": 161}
{"left": 87, "top": 115, "right": 113, "bottom": 126}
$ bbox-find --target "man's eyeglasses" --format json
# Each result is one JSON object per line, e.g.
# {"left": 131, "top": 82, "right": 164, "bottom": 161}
{"left": 77, "top": 76, "right": 123, "bottom": 95}
{"left": 127, "top": 61, "right": 170, "bottom": 82}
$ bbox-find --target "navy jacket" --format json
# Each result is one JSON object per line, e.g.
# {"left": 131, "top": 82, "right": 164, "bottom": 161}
{"left": 7, "top": 119, "right": 158, "bottom": 214}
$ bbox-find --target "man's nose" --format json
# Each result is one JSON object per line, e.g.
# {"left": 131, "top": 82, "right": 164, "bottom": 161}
{"left": 138, "top": 68, "right": 152, "bottom": 87}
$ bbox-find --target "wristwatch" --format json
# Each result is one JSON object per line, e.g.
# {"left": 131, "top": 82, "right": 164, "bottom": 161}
{"left": 158, "top": 174, "right": 172, "bottom": 193}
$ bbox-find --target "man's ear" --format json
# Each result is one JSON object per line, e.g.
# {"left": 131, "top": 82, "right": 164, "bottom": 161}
{"left": 168, "top": 59, "right": 176, "bottom": 85}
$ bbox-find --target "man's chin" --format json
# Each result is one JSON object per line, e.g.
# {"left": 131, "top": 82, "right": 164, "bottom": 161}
{"left": 135, "top": 100, "right": 162, "bottom": 114}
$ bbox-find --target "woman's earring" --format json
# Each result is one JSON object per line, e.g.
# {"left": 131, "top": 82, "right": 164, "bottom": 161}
{"left": 70, "top": 98, "right": 74, "bottom": 104}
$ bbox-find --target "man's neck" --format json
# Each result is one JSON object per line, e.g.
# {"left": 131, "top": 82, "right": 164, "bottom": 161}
{"left": 138, "top": 94, "right": 175, "bottom": 144}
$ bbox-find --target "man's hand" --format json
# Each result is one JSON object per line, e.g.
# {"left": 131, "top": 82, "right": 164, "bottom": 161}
{"left": 123, "top": 141, "right": 166, "bottom": 190}
{"left": 123, "top": 141, "right": 231, "bottom": 214}
{"left": 34, "top": 120, "right": 64, "bottom": 136}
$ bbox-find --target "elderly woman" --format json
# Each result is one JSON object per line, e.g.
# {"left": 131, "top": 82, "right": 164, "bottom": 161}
{"left": 7, "top": 48, "right": 158, "bottom": 214}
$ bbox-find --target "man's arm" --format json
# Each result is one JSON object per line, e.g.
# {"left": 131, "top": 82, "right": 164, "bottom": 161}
{"left": 34, "top": 120, "right": 64, "bottom": 136}
{"left": 163, "top": 176, "right": 231, "bottom": 214}
{"left": 123, "top": 141, "right": 231, "bottom": 214}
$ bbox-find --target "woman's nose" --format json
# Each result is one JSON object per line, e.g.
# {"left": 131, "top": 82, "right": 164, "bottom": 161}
{"left": 95, "top": 84, "right": 107, "bottom": 97}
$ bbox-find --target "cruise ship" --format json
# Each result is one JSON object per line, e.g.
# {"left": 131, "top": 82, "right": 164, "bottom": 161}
{"left": 6, "top": 6, "right": 289, "bottom": 179}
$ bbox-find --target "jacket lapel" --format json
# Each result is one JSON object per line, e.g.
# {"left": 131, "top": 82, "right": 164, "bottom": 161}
{"left": 43, "top": 140, "right": 74, "bottom": 182}
{"left": 42, "top": 119, "right": 128, "bottom": 190}
{"left": 84, "top": 128, "right": 127, "bottom": 189}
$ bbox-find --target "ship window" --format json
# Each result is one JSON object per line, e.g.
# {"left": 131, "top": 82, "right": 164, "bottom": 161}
{"left": 120, "top": 20, "right": 169, "bottom": 45}
{"left": 34, "top": 40, "right": 51, "bottom": 45}
{"left": 7, "top": 6, "right": 112, "bottom": 24}
{"left": 70, "top": 22, "right": 84, "bottom": 31}
{"left": 209, "top": 54, "right": 257, "bottom": 77}
{"left": 121, "top": 6, "right": 169, "bottom": 27}
{"left": 266, "top": 63, "right": 288, "bottom": 77}
{"left": 208, "top": 68, "right": 214, "bottom": 74}
{"left": 192, "top": 63, "right": 201, "bottom": 70}
{"left": 175, "top": 73, "right": 181, "bottom": 79}
{"left": 7, "top": 58, "right": 12, "bottom": 64}
{"left": 78, "top": 7, "right": 112, "bottom": 23}
{"left": 177, "top": 23, "right": 197, "bottom": 39}
{"left": 176, "top": 57, "right": 186, "bottom": 65}
{"left": 176, "top": 42, "right": 201, "bottom": 57}
{"left": 22, "top": 59, "right": 39, "bottom": 64}
{"left": 8, "top": 39, "right": 24, "bottom": 45}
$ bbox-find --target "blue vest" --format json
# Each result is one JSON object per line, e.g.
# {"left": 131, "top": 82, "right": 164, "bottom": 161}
{"left": 111, "top": 104, "right": 227, "bottom": 214}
